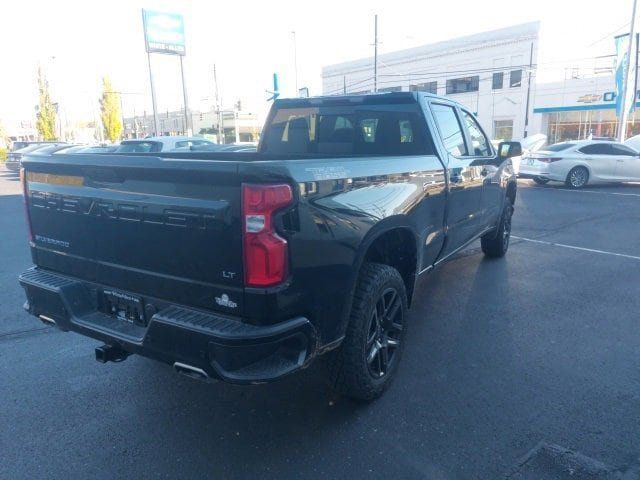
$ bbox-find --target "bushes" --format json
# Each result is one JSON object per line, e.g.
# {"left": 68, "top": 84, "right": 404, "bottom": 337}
{"left": 0, "top": 148, "right": 7, "bottom": 162}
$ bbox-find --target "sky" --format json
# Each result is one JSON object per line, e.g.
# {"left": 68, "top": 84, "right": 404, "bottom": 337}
{"left": 0, "top": 0, "right": 635, "bottom": 130}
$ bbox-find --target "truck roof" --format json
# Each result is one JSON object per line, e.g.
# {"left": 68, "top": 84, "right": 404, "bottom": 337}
{"left": 273, "top": 91, "right": 458, "bottom": 109}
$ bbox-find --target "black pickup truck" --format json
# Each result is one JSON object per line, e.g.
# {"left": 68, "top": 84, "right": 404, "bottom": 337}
{"left": 19, "top": 92, "right": 520, "bottom": 400}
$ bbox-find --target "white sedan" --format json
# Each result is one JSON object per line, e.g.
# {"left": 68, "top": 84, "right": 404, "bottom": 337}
{"left": 518, "top": 140, "right": 640, "bottom": 188}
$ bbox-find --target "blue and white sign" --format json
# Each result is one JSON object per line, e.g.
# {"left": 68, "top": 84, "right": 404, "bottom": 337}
{"left": 614, "top": 33, "right": 635, "bottom": 115}
{"left": 142, "top": 10, "right": 186, "bottom": 56}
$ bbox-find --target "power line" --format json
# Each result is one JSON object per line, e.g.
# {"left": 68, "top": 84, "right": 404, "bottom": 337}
{"left": 325, "top": 58, "right": 619, "bottom": 96}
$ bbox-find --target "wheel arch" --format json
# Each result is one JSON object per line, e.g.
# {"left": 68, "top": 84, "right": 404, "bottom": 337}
{"left": 350, "top": 218, "right": 421, "bottom": 307}
{"left": 565, "top": 163, "right": 591, "bottom": 185}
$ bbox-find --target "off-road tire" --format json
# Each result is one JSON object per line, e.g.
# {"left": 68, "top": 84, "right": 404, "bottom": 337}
{"left": 327, "top": 262, "right": 408, "bottom": 401}
{"left": 481, "top": 202, "right": 513, "bottom": 258}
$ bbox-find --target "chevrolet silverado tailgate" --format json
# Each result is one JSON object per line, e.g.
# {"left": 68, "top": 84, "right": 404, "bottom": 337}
{"left": 22, "top": 153, "right": 245, "bottom": 314}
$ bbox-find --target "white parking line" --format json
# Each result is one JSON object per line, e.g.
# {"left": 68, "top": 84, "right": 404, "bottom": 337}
{"left": 511, "top": 235, "right": 640, "bottom": 261}
{"left": 520, "top": 183, "right": 640, "bottom": 197}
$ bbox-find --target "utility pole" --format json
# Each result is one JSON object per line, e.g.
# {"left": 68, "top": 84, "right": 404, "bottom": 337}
{"left": 618, "top": 0, "right": 638, "bottom": 142}
{"left": 523, "top": 42, "right": 535, "bottom": 138}
{"left": 373, "top": 14, "right": 378, "bottom": 93}
{"left": 343, "top": 75, "right": 347, "bottom": 94}
{"left": 292, "top": 31, "right": 299, "bottom": 92}
{"left": 119, "top": 95, "right": 126, "bottom": 139}
{"left": 213, "top": 64, "right": 224, "bottom": 144}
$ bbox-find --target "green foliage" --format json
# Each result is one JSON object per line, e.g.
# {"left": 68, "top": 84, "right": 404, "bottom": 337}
{"left": 99, "top": 76, "right": 123, "bottom": 142}
{"left": 0, "top": 148, "right": 7, "bottom": 162}
{"left": 36, "top": 67, "right": 57, "bottom": 141}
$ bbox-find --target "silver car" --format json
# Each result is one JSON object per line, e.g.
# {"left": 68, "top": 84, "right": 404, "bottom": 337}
{"left": 518, "top": 140, "right": 640, "bottom": 188}
{"left": 115, "top": 136, "right": 214, "bottom": 153}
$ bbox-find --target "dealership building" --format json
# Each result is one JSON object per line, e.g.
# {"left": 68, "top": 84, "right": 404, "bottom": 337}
{"left": 322, "top": 22, "right": 539, "bottom": 141}
{"left": 530, "top": 75, "right": 640, "bottom": 142}
{"left": 322, "top": 22, "right": 639, "bottom": 143}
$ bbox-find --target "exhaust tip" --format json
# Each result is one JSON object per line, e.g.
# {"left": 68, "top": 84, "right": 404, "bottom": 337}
{"left": 173, "top": 362, "right": 215, "bottom": 383}
{"left": 38, "top": 315, "right": 56, "bottom": 326}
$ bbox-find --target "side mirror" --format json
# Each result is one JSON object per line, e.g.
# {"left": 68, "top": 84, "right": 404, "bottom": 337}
{"left": 498, "top": 141, "right": 523, "bottom": 159}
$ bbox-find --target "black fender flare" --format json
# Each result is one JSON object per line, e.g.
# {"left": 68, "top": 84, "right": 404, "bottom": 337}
{"left": 334, "top": 216, "right": 421, "bottom": 340}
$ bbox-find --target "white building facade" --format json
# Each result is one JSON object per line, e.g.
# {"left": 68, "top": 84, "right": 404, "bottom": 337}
{"left": 322, "top": 22, "right": 539, "bottom": 141}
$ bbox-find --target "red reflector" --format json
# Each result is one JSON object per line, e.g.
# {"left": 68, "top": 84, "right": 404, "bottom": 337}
{"left": 20, "top": 168, "right": 34, "bottom": 243}
{"left": 242, "top": 184, "right": 293, "bottom": 287}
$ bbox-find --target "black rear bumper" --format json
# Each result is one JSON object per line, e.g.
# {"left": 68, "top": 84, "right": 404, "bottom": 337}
{"left": 19, "top": 267, "right": 318, "bottom": 384}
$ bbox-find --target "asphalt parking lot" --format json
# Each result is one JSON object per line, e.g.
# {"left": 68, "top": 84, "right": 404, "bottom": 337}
{"left": 1, "top": 165, "right": 639, "bottom": 480}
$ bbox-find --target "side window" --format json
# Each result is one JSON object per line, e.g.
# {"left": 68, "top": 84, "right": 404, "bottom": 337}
{"left": 610, "top": 144, "right": 637, "bottom": 156}
{"left": 578, "top": 144, "right": 611, "bottom": 155}
{"left": 430, "top": 103, "right": 468, "bottom": 156}
{"left": 461, "top": 110, "right": 491, "bottom": 156}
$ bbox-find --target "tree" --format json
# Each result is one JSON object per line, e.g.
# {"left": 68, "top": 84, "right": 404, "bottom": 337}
{"left": 99, "top": 76, "right": 123, "bottom": 142}
{"left": 36, "top": 67, "right": 57, "bottom": 141}
{"left": 0, "top": 119, "right": 7, "bottom": 150}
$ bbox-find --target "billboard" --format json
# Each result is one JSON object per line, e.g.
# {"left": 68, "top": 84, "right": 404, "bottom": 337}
{"left": 142, "top": 10, "right": 186, "bottom": 55}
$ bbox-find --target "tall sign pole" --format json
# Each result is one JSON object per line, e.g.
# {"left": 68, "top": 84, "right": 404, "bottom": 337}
{"left": 180, "top": 56, "right": 191, "bottom": 135}
{"left": 142, "top": 9, "right": 187, "bottom": 137}
{"left": 618, "top": 0, "right": 638, "bottom": 142}
{"left": 142, "top": 10, "right": 160, "bottom": 136}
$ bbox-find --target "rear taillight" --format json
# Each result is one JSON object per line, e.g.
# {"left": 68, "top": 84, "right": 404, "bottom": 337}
{"left": 20, "top": 168, "right": 34, "bottom": 243}
{"left": 538, "top": 157, "right": 562, "bottom": 163}
{"left": 242, "top": 184, "right": 293, "bottom": 287}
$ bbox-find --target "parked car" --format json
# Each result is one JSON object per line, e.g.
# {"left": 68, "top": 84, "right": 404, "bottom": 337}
{"left": 5, "top": 143, "right": 66, "bottom": 171}
{"left": 497, "top": 134, "right": 546, "bottom": 175}
{"left": 10, "top": 141, "right": 64, "bottom": 152}
{"left": 518, "top": 140, "right": 640, "bottom": 188}
{"left": 624, "top": 133, "right": 640, "bottom": 152}
{"left": 18, "top": 92, "right": 519, "bottom": 401}
{"left": 55, "top": 145, "right": 120, "bottom": 154}
{"left": 186, "top": 143, "right": 258, "bottom": 152}
{"left": 115, "top": 136, "right": 214, "bottom": 153}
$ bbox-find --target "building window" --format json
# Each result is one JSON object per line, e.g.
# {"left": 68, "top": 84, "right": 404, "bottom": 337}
{"left": 492, "top": 72, "right": 503, "bottom": 90}
{"left": 510, "top": 70, "right": 522, "bottom": 88}
{"left": 494, "top": 120, "right": 513, "bottom": 140}
{"left": 446, "top": 76, "right": 479, "bottom": 94}
{"left": 378, "top": 86, "right": 402, "bottom": 93}
{"left": 410, "top": 81, "right": 437, "bottom": 94}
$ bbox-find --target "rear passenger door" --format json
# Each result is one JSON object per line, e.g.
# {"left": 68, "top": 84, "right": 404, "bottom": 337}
{"left": 428, "top": 102, "right": 485, "bottom": 258}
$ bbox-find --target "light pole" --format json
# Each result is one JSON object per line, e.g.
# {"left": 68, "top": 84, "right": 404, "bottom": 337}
{"left": 523, "top": 42, "right": 535, "bottom": 138}
{"left": 373, "top": 15, "right": 378, "bottom": 93}
{"left": 292, "top": 31, "right": 299, "bottom": 93}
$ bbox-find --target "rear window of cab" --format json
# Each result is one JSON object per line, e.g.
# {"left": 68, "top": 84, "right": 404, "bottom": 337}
{"left": 262, "top": 105, "right": 435, "bottom": 156}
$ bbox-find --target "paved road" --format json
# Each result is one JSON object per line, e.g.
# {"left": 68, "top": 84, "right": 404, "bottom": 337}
{"left": 1, "top": 166, "right": 639, "bottom": 479}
